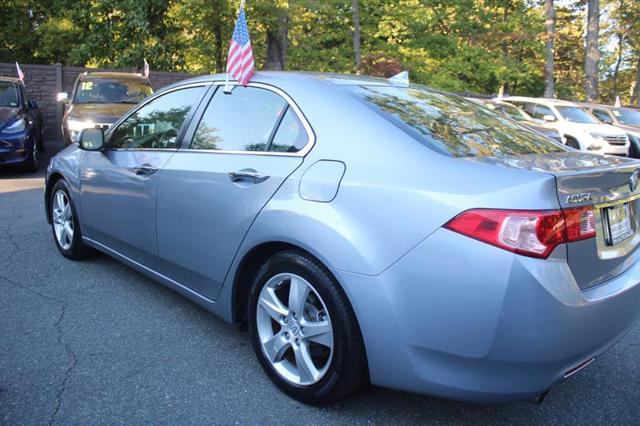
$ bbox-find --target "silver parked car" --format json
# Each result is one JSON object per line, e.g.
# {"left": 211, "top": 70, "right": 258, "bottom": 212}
{"left": 45, "top": 73, "right": 640, "bottom": 404}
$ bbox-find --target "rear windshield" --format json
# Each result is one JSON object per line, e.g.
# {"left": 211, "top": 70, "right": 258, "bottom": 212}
{"left": 74, "top": 77, "right": 153, "bottom": 104}
{"left": 346, "top": 85, "right": 566, "bottom": 158}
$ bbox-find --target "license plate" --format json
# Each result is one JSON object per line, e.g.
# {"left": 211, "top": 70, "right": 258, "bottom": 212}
{"left": 606, "top": 203, "right": 634, "bottom": 245}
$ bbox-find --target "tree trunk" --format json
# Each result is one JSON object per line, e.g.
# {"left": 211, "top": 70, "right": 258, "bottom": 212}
{"left": 214, "top": 23, "right": 223, "bottom": 73}
{"left": 611, "top": 0, "right": 624, "bottom": 97}
{"left": 265, "top": 9, "right": 288, "bottom": 71}
{"left": 544, "top": 0, "right": 555, "bottom": 98}
{"left": 352, "top": 0, "right": 362, "bottom": 68}
{"left": 584, "top": 0, "right": 600, "bottom": 102}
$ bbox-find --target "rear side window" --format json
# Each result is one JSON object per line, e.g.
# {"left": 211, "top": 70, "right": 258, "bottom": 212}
{"left": 270, "top": 108, "right": 308, "bottom": 152}
{"left": 346, "top": 86, "right": 566, "bottom": 158}
{"left": 190, "top": 86, "right": 308, "bottom": 153}
{"left": 591, "top": 109, "right": 613, "bottom": 124}
{"left": 531, "top": 105, "right": 554, "bottom": 120}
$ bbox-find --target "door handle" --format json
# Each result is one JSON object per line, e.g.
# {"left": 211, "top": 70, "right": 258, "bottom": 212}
{"left": 134, "top": 163, "right": 159, "bottom": 176}
{"left": 228, "top": 170, "right": 270, "bottom": 183}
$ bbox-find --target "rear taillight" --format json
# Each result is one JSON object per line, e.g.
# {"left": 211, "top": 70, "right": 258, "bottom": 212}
{"left": 444, "top": 206, "right": 596, "bottom": 259}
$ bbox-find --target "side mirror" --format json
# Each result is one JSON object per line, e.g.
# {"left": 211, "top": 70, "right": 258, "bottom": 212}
{"left": 56, "top": 92, "right": 69, "bottom": 103}
{"left": 79, "top": 128, "right": 104, "bottom": 151}
{"left": 543, "top": 114, "right": 556, "bottom": 122}
{"left": 27, "top": 100, "right": 38, "bottom": 110}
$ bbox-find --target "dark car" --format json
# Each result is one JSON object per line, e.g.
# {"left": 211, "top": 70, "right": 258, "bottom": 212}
{"left": 0, "top": 77, "right": 44, "bottom": 172}
{"left": 58, "top": 72, "right": 153, "bottom": 146}
{"left": 578, "top": 103, "right": 640, "bottom": 159}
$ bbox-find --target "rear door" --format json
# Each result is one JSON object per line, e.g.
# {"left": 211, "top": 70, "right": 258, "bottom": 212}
{"left": 80, "top": 84, "right": 208, "bottom": 264}
{"left": 155, "top": 84, "right": 313, "bottom": 299}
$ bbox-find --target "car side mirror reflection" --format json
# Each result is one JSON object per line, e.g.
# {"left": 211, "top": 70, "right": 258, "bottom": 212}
{"left": 80, "top": 128, "right": 104, "bottom": 151}
{"left": 543, "top": 114, "right": 556, "bottom": 123}
{"left": 56, "top": 92, "right": 69, "bottom": 103}
{"left": 27, "top": 100, "right": 38, "bottom": 110}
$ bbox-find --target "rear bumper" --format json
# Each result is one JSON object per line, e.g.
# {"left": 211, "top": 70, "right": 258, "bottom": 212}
{"left": 335, "top": 229, "right": 640, "bottom": 403}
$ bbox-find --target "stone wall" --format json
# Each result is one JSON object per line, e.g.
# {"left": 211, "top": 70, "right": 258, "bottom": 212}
{"left": 0, "top": 63, "right": 194, "bottom": 140}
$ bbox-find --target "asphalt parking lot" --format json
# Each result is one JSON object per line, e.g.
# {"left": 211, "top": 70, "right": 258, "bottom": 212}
{"left": 1, "top": 140, "right": 639, "bottom": 425}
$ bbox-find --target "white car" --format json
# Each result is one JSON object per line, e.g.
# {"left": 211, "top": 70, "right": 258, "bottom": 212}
{"left": 501, "top": 96, "right": 630, "bottom": 156}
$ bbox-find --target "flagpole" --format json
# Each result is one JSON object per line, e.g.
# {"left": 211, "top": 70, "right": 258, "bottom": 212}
{"left": 224, "top": 0, "right": 247, "bottom": 93}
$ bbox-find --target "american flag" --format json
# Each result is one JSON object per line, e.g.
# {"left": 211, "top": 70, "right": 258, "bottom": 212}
{"left": 226, "top": 5, "right": 254, "bottom": 86}
{"left": 15, "top": 62, "right": 24, "bottom": 83}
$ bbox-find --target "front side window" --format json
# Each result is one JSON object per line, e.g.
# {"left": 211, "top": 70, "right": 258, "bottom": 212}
{"left": 0, "top": 82, "right": 19, "bottom": 108}
{"left": 191, "top": 86, "right": 308, "bottom": 153}
{"left": 108, "top": 86, "right": 205, "bottom": 150}
{"left": 346, "top": 85, "right": 566, "bottom": 158}
{"left": 74, "top": 77, "right": 153, "bottom": 104}
{"left": 556, "top": 106, "right": 597, "bottom": 124}
{"left": 591, "top": 109, "right": 613, "bottom": 124}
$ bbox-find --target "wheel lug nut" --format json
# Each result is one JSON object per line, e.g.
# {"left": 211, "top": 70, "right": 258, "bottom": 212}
{"left": 284, "top": 331, "right": 290, "bottom": 339}
{"left": 295, "top": 338, "right": 300, "bottom": 346}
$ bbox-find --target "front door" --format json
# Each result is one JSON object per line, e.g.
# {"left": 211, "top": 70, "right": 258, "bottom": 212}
{"left": 156, "top": 85, "right": 313, "bottom": 299}
{"left": 80, "top": 85, "right": 208, "bottom": 264}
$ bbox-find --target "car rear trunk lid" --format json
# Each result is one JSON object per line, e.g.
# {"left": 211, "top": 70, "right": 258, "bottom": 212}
{"left": 471, "top": 152, "right": 640, "bottom": 289}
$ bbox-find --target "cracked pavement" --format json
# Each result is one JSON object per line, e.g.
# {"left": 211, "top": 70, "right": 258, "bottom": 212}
{"left": 1, "top": 141, "right": 639, "bottom": 424}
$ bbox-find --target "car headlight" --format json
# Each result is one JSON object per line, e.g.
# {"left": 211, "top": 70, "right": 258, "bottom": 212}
{"left": 66, "top": 119, "right": 94, "bottom": 132}
{"left": 2, "top": 118, "right": 26, "bottom": 134}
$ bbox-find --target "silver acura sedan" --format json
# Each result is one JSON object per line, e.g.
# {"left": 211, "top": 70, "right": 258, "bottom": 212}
{"left": 45, "top": 72, "right": 640, "bottom": 404}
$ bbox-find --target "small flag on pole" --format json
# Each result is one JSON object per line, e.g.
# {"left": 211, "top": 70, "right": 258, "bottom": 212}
{"left": 15, "top": 62, "right": 24, "bottom": 83}
{"left": 226, "top": 1, "right": 254, "bottom": 87}
{"left": 144, "top": 58, "right": 150, "bottom": 79}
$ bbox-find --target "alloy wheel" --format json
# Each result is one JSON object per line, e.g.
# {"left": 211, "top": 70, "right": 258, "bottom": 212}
{"left": 256, "top": 273, "right": 334, "bottom": 386}
{"left": 52, "top": 190, "right": 74, "bottom": 250}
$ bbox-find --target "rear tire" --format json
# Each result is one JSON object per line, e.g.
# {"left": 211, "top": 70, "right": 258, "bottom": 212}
{"left": 23, "top": 146, "right": 38, "bottom": 173}
{"left": 50, "top": 179, "right": 95, "bottom": 260}
{"left": 248, "top": 250, "right": 368, "bottom": 404}
{"left": 37, "top": 128, "right": 45, "bottom": 152}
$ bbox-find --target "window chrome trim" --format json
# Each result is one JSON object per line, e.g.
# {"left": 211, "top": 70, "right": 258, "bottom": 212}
{"left": 178, "top": 81, "right": 316, "bottom": 157}
{"left": 104, "top": 82, "right": 213, "bottom": 151}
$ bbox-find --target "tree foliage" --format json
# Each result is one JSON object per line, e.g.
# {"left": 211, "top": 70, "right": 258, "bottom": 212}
{"left": 1, "top": 0, "right": 638, "bottom": 103}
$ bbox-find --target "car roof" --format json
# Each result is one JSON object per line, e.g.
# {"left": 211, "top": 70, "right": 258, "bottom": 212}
{"left": 575, "top": 102, "right": 634, "bottom": 111}
{"left": 159, "top": 71, "right": 410, "bottom": 93}
{"left": 500, "top": 96, "right": 577, "bottom": 107}
{"left": 0, "top": 76, "right": 22, "bottom": 85}
{"left": 80, "top": 72, "right": 151, "bottom": 83}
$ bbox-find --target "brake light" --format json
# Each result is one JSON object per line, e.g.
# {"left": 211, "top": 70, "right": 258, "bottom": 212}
{"left": 444, "top": 206, "right": 596, "bottom": 259}
{"left": 563, "top": 206, "right": 596, "bottom": 241}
